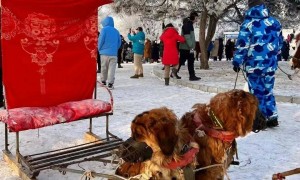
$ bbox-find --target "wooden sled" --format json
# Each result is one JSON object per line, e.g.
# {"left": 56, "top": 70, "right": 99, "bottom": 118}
{"left": 0, "top": 0, "right": 125, "bottom": 179}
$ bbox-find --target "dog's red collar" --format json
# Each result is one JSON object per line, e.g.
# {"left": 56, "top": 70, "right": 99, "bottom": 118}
{"left": 164, "top": 147, "right": 199, "bottom": 170}
{"left": 193, "top": 112, "right": 236, "bottom": 143}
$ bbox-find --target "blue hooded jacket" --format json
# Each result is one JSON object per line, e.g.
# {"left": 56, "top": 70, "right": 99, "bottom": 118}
{"left": 128, "top": 31, "right": 145, "bottom": 55}
{"left": 233, "top": 5, "right": 283, "bottom": 74}
{"left": 98, "top": 16, "right": 121, "bottom": 56}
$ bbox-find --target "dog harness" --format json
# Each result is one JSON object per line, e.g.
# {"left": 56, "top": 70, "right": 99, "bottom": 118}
{"left": 164, "top": 146, "right": 199, "bottom": 170}
{"left": 193, "top": 111, "right": 236, "bottom": 143}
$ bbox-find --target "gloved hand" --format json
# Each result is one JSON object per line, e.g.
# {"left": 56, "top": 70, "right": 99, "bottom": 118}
{"left": 233, "top": 66, "right": 241, "bottom": 72}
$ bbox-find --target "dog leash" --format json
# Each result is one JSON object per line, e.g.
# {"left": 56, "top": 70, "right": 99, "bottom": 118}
{"left": 234, "top": 59, "right": 293, "bottom": 91}
{"left": 233, "top": 63, "right": 248, "bottom": 90}
{"left": 193, "top": 164, "right": 223, "bottom": 172}
{"left": 277, "top": 66, "right": 292, "bottom": 80}
{"left": 233, "top": 71, "right": 239, "bottom": 90}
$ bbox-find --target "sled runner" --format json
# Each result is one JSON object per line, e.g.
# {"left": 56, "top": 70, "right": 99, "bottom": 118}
{"left": 0, "top": 0, "right": 127, "bottom": 179}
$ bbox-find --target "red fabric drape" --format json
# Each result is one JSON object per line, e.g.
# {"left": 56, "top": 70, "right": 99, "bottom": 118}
{"left": 1, "top": 0, "right": 112, "bottom": 109}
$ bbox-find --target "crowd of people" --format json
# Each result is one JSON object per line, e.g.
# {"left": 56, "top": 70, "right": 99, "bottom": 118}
{"left": 279, "top": 30, "right": 298, "bottom": 61}
{"left": 203, "top": 38, "right": 235, "bottom": 61}
{"left": 97, "top": 11, "right": 203, "bottom": 85}
{"left": 96, "top": 0, "right": 300, "bottom": 129}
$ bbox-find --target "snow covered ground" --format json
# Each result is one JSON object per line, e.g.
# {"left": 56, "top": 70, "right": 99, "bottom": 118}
{"left": 0, "top": 62, "right": 299, "bottom": 180}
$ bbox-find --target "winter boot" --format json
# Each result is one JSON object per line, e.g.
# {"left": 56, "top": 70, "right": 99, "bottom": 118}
{"left": 164, "top": 78, "right": 170, "bottom": 86}
{"left": 130, "top": 74, "right": 139, "bottom": 78}
{"left": 252, "top": 109, "right": 267, "bottom": 133}
{"left": 139, "top": 73, "right": 144, "bottom": 77}
{"left": 171, "top": 68, "right": 181, "bottom": 79}
{"left": 189, "top": 76, "right": 201, "bottom": 81}
{"left": 108, "top": 83, "right": 114, "bottom": 90}
{"left": 266, "top": 117, "right": 279, "bottom": 128}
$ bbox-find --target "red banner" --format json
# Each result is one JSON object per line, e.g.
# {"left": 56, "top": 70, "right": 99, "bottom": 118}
{"left": 1, "top": 0, "right": 112, "bottom": 109}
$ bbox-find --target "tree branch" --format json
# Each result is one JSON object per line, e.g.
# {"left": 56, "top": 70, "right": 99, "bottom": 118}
{"left": 234, "top": 4, "right": 244, "bottom": 23}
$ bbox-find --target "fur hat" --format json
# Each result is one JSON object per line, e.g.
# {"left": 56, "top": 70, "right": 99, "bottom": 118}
{"left": 248, "top": 0, "right": 264, "bottom": 8}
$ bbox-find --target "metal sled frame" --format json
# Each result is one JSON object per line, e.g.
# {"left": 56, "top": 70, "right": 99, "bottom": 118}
{"left": 2, "top": 85, "right": 124, "bottom": 180}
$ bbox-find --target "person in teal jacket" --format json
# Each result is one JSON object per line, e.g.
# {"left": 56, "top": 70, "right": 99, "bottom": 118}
{"left": 128, "top": 27, "right": 145, "bottom": 78}
{"left": 98, "top": 16, "right": 121, "bottom": 89}
{"left": 233, "top": 0, "right": 283, "bottom": 128}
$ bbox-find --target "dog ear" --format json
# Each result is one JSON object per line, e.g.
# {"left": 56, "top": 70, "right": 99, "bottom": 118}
{"left": 234, "top": 91, "right": 258, "bottom": 136}
{"left": 154, "top": 116, "right": 178, "bottom": 156}
{"left": 136, "top": 107, "right": 179, "bottom": 156}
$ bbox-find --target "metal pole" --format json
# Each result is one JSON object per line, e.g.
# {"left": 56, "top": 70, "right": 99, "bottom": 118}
{"left": 106, "top": 115, "right": 109, "bottom": 140}
{"left": 16, "top": 132, "right": 20, "bottom": 162}
{"left": 4, "top": 124, "right": 8, "bottom": 151}
{"left": 94, "top": 81, "right": 97, "bottom": 99}
{"left": 89, "top": 118, "right": 92, "bottom": 133}
{"left": 16, "top": 132, "right": 19, "bottom": 152}
{"left": 89, "top": 80, "right": 97, "bottom": 133}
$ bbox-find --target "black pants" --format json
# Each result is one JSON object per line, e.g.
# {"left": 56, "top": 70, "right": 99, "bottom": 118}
{"left": 178, "top": 49, "right": 196, "bottom": 77}
{"left": 207, "top": 51, "right": 211, "bottom": 60}
{"left": 118, "top": 49, "right": 122, "bottom": 66}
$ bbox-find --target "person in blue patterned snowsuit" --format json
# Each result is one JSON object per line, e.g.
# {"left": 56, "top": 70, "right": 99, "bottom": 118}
{"left": 233, "top": 0, "right": 283, "bottom": 128}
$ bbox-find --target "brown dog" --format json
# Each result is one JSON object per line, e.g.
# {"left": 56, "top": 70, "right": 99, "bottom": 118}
{"left": 180, "top": 89, "right": 258, "bottom": 179}
{"left": 116, "top": 107, "right": 199, "bottom": 179}
{"left": 116, "top": 89, "right": 259, "bottom": 179}
{"left": 292, "top": 45, "right": 300, "bottom": 69}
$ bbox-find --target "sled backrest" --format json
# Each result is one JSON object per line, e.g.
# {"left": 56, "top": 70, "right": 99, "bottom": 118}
{"left": 1, "top": 0, "right": 111, "bottom": 109}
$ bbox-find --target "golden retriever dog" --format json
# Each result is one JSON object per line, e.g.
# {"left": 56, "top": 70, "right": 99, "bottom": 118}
{"left": 116, "top": 107, "right": 199, "bottom": 179}
{"left": 116, "top": 89, "right": 259, "bottom": 180}
{"left": 180, "top": 89, "right": 258, "bottom": 179}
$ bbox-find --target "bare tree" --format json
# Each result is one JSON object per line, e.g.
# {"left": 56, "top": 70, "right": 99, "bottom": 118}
{"left": 112, "top": 0, "right": 300, "bottom": 69}
{"left": 195, "top": 0, "right": 240, "bottom": 69}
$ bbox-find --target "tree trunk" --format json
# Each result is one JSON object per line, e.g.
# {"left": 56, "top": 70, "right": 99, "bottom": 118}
{"left": 199, "top": 11, "right": 219, "bottom": 70}
{"left": 199, "top": 9, "right": 209, "bottom": 69}
{"left": 205, "top": 16, "right": 218, "bottom": 47}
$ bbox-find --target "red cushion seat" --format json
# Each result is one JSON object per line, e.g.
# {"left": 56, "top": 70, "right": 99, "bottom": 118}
{"left": 0, "top": 99, "right": 112, "bottom": 132}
